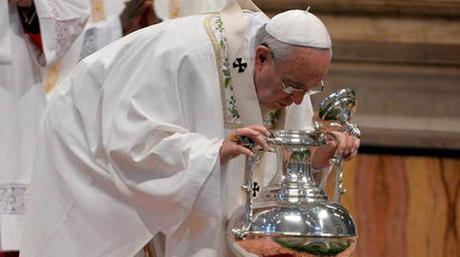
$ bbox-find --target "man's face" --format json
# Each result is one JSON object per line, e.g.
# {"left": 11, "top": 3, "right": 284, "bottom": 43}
{"left": 253, "top": 45, "right": 331, "bottom": 109}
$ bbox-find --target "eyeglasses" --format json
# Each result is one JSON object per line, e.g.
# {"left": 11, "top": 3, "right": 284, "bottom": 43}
{"left": 281, "top": 80, "right": 325, "bottom": 96}
{"left": 264, "top": 44, "right": 326, "bottom": 97}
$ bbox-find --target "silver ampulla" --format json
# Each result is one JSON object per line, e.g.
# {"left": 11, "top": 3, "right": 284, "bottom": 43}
{"left": 226, "top": 88, "right": 360, "bottom": 257}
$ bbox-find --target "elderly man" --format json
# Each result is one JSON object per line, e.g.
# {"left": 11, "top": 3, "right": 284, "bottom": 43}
{"left": 19, "top": 1, "right": 359, "bottom": 257}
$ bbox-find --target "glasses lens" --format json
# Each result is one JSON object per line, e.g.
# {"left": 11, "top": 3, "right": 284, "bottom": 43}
{"left": 281, "top": 82, "right": 295, "bottom": 94}
{"left": 282, "top": 81, "right": 325, "bottom": 96}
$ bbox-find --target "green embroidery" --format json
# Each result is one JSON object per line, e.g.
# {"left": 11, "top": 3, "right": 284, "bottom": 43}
{"left": 263, "top": 109, "right": 281, "bottom": 129}
{"left": 215, "top": 17, "right": 224, "bottom": 32}
{"left": 229, "top": 96, "right": 240, "bottom": 119}
{"left": 208, "top": 15, "right": 281, "bottom": 128}
{"left": 210, "top": 15, "right": 241, "bottom": 123}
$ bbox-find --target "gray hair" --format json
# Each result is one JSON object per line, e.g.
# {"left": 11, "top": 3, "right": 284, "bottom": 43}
{"left": 255, "top": 25, "right": 293, "bottom": 61}
{"left": 255, "top": 25, "right": 333, "bottom": 62}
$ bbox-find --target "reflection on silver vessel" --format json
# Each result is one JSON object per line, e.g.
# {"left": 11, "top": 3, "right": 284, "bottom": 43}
{"left": 226, "top": 89, "right": 360, "bottom": 257}
{"left": 228, "top": 203, "right": 357, "bottom": 256}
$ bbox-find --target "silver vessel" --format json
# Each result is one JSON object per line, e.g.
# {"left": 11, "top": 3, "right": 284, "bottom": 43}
{"left": 227, "top": 88, "right": 360, "bottom": 257}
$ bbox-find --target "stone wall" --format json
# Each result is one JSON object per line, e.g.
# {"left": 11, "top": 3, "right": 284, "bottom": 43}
{"left": 253, "top": 2, "right": 460, "bottom": 257}
{"left": 255, "top": 0, "right": 460, "bottom": 150}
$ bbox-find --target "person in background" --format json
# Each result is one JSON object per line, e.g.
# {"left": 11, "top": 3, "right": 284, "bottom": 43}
{"left": 44, "top": 0, "right": 228, "bottom": 97}
{"left": 44, "top": 0, "right": 159, "bottom": 97}
{"left": 0, "top": 0, "right": 90, "bottom": 256}
{"left": 154, "top": 0, "right": 225, "bottom": 20}
{"left": 80, "top": 0, "right": 160, "bottom": 60}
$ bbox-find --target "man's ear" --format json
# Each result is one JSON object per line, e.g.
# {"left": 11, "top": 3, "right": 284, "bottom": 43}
{"left": 255, "top": 45, "right": 271, "bottom": 65}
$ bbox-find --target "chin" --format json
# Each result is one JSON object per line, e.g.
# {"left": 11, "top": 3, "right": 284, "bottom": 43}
{"left": 273, "top": 103, "right": 287, "bottom": 109}
{"left": 262, "top": 102, "right": 279, "bottom": 109}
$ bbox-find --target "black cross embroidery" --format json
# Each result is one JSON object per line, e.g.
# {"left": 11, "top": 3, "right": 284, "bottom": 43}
{"left": 252, "top": 182, "right": 260, "bottom": 197}
{"left": 233, "top": 57, "right": 247, "bottom": 73}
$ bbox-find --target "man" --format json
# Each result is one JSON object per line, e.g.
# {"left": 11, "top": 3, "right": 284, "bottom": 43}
{"left": 0, "top": 0, "right": 89, "bottom": 255}
{"left": 20, "top": 1, "right": 359, "bottom": 257}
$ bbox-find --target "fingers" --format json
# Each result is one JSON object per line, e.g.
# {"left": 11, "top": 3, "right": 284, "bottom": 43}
{"left": 220, "top": 125, "right": 270, "bottom": 165}
{"left": 219, "top": 140, "right": 254, "bottom": 165}
{"left": 228, "top": 142, "right": 254, "bottom": 158}
{"left": 326, "top": 131, "right": 360, "bottom": 159}
{"left": 233, "top": 125, "right": 270, "bottom": 150}
{"left": 342, "top": 134, "right": 355, "bottom": 156}
{"left": 344, "top": 137, "right": 360, "bottom": 160}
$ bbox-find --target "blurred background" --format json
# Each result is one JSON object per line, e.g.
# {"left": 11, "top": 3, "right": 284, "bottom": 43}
{"left": 254, "top": 1, "right": 460, "bottom": 257}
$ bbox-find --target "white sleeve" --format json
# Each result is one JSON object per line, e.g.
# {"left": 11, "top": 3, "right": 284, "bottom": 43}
{"left": 79, "top": 15, "right": 123, "bottom": 59}
{"left": 106, "top": 120, "right": 222, "bottom": 232}
{"left": 86, "top": 48, "right": 223, "bottom": 233}
{"left": 34, "top": 0, "right": 90, "bottom": 65}
{"left": 0, "top": 1, "right": 11, "bottom": 64}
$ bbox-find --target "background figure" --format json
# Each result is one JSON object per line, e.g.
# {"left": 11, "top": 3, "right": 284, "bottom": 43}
{"left": 45, "top": 0, "right": 160, "bottom": 97}
{"left": 81, "top": 0, "right": 159, "bottom": 60}
{"left": 44, "top": 0, "right": 228, "bottom": 97}
{"left": 154, "top": 0, "right": 226, "bottom": 20}
{"left": 0, "top": 0, "right": 89, "bottom": 255}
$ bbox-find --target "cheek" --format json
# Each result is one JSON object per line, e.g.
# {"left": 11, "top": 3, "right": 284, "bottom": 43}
{"left": 258, "top": 80, "right": 278, "bottom": 100}
{"left": 267, "top": 86, "right": 283, "bottom": 99}
{"left": 255, "top": 69, "right": 285, "bottom": 104}
{"left": 260, "top": 87, "right": 288, "bottom": 109}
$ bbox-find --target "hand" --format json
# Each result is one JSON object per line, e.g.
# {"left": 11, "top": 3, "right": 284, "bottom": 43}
{"left": 9, "top": 0, "right": 33, "bottom": 7}
{"left": 120, "top": 0, "right": 160, "bottom": 36}
{"left": 311, "top": 131, "right": 360, "bottom": 169}
{"left": 219, "top": 125, "right": 270, "bottom": 165}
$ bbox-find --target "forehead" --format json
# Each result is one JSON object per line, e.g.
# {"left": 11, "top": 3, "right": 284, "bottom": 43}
{"left": 277, "top": 47, "right": 330, "bottom": 85}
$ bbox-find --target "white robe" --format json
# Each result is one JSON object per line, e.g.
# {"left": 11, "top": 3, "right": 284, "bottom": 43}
{"left": 0, "top": 0, "right": 89, "bottom": 251}
{"left": 48, "top": 0, "right": 125, "bottom": 96}
{"left": 20, "top": 10, "right": 314, "bottom": 257}
{"left": 154, "top": 0, "right": 227, "bottom": 20}
{"left": 49, "top": 0, "right": 226, "bottom": 97}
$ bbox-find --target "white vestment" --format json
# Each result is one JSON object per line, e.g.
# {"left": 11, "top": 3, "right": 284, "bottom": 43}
{"left": 0, "top": 0, "right": 89, "bottom": 251}
{"left": 49, "top": 0, "right": 227, "bottom": 97}
{"left": 20, "top": 9, "right": 314, "bottom": 257}
{"left": 47, "top": 0, "right": 125, "bottom": 96}
{"left": 154, "top": 0, "right": 226, "bottom": 20}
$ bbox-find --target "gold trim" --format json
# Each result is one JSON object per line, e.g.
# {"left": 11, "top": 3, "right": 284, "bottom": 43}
{"left": 143, "top": 243, "right": 154, "bottom": 257}
{"left": 169, "top": 0, "right": 181, "bottom": 18}
{"left": 44, "top": 62, "right": 61, "bottom": 94}
{"left": 91, "top": 0, "right": 106, "bottom": 22}
{"left": 204, "top": 15, "right": 242, "bottom": 129}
